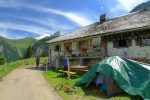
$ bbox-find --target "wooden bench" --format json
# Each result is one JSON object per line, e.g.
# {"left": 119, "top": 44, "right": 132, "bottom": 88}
{"left": 69, "top": 66, "right": 88, "bottom": 72}
{"left": 59, "top": 70, "right": 76, "bottom": 76}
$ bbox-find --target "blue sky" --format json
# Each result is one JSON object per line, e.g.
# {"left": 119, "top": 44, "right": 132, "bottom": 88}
{"left": 0, "top": 0, "right": 148, "bottom": 39}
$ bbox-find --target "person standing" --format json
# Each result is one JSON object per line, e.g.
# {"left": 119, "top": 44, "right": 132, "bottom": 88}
{"left": 63, "top": 56, "right": 69, "bottom": 77}
{"left": 35, "top": 48, "right": 41, "bottom": 68}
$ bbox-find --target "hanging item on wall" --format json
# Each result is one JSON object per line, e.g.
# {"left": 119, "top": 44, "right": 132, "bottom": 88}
{"left": 79, "top": 42, "right": 88, "bottom": 57}
{"left": 64, "top": 42, "right": 72, "bottom": 56}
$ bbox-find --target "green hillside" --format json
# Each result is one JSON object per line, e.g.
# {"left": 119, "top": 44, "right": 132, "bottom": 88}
{"left": 4, "top": 37, "right": 37, "bottom": 49}
{"left": 0, "top": 33, "right": 60, "bottom": 62}
{"left": 0, "top": 37, "right": 20, "bottom": 62}
{"left": 0, "top": 36, "right": 37, "bottom": 62}
{"left": 130, "top": 0, "right": 150, "bottom": 12}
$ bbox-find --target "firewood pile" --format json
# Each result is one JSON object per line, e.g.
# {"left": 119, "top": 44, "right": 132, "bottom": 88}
{"left": 131, "top": 57, "right": 149, "bottom": 63}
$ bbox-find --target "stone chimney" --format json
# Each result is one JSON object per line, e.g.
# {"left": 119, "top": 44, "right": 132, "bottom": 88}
{"left": 100, "top": 13, "right": 107, "bottom": 23}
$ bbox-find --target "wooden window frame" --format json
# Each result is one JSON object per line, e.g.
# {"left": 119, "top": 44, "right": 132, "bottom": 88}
{"left": 54, "top": 45, "right": 61, "bottom": 52}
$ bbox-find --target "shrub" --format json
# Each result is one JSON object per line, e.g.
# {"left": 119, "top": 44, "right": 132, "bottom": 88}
{"left": 0, "top": 57, "right": 5, "bottom": 65}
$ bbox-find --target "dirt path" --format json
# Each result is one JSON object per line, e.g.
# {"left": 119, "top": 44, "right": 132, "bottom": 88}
{"left": 0, "top": 65, "right": 62, "bottom": 100}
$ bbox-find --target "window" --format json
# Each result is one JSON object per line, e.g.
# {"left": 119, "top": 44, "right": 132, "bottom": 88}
{"left": 65, "top": 46, "right": 71, "bottom": 51}
{"left": 135, "top": 39, "right": 141, "bottom": 46}
{"left": 64, "top": 43, "right": 72, "bottom": 51}
{"left": 141, "top": 39, "right": 150, "bottom": 46}
{"left": 118, "top": 40, "right": 127, "bottom": 47}
{"left": 113, "top": 39, "right": 132, "bottom": 48}
{"left": 54, "top": 45, "right": 60, "bottom": 51}
{"left": 64, "top": 43, "right": 72, "bottom": 55}
{"left": 136, "top": 38, "right": 150, "bottom": 46}
{"left": 79, "top": 40, "right": 88, "bottom": 49}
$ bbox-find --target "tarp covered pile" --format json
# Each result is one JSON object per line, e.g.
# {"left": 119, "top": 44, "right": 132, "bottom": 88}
{"left": 74, "top": 56, "right": 150, "bottom": 100}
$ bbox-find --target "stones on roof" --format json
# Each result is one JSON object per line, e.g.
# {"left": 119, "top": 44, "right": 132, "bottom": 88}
{"left": 47, "top": 11, "right": 150, "bottom": 43}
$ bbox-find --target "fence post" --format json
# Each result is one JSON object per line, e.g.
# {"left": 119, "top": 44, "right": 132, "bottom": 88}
{"left": 46, "top": 62, "right": 48, "bottom": 71}
{"left": 4, "top": 58, "right": 6, "bottom": 71}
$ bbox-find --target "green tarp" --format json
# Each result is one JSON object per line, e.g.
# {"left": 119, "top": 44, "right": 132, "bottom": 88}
{"left": 74, "top": 56, "right": 150, "bottom": 100}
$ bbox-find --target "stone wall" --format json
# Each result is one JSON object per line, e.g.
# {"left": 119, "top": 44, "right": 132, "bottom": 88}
{"left": 92, "top": 36, "right": 101, "bottom": 47}
{"left": 107, "top": 39, "right": 150, "bottom": 59}
{"left": 49, "top": 36, "right": 102, "bottom": 68}
{"left": 50, "top": 44, "right": 60, "bottom": 68}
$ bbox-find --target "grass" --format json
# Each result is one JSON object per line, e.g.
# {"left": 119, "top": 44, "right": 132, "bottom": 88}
{"left": 43, "top": 70, "right": 142, "bottom": 100}
{"left": 5, "top": 37, "right": 37, "bottom": 48}
{"left": 0, "top": 57, "right": 47, "bottom": 80}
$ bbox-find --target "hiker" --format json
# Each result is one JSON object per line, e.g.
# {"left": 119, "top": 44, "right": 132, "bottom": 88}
{"left": 63, "top": 56, "right": 69, "bottom": 77}
{"left": 35, "top": 48, "right": 40, "bottom": 68}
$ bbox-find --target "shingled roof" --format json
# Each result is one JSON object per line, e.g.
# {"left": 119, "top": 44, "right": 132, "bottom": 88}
{"left": 47, "top": 10, "right": 150, "bottom": 43}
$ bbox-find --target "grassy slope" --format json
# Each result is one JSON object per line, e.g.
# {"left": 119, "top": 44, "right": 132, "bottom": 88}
{"left": 0, "top": 57, "right": 47, "bottom": 80}
{"left": 4, "top": 37, "right": 38, "bottom": 48}
{"left": 0, "top": 36, "right": 38, "bottom": 60}
{"left": 0, "top": 38, "right": 20, "bottom": 61}
{"left": 44, "top": 70, "right": 140, "bottom": 100}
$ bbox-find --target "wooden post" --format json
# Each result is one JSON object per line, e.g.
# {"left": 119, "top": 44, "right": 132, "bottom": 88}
{"left": 48, "top": 45, "right": 52, "bottom": 69}
{"left": 68, "top": 58, "right": 70, "bottom": 79}
{"left": 46, "top": 59, "right": 48, "bottom": 71}
{"left": 4, "top": 58, "right": 6, "bottom": 71}
{"left": 57, "top": 47, "right": 60, "bottom": 69}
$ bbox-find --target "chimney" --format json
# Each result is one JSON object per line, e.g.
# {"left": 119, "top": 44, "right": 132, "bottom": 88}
{"left": 100, "top": 13, "right": 107, "bottom": 23}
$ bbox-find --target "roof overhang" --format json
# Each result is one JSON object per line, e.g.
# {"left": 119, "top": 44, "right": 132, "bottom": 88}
{"left": 46, "top": 25, "right": 150, "bottom": 44}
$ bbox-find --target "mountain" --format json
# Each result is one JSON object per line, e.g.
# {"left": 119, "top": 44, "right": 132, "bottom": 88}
{"left": 0, "top": 36, "right": 37, "bottom": 62}
{"left": 36, "top": 34, "right": 51, "bottom": 40}
{"left": 4, "top": 37, "right": 38, "bottom": 58}
{"left": 0, "top": 37, "right": 20, "bottom": 62}
{"left": 0, "top": 32, "right": 60, "bottom": 62}
{"left": 32, "top": 32, "right": 61, "bottom": 57}
{"left": 4, "top": 37, "right": 37, "bottom": 49}
{"left": 130, "top": 0, "right": 150, "bottom": 12}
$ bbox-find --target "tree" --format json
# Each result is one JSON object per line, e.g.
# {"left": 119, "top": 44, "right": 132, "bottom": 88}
{"left": 41, "top": 51, "right": 47, "bottom": 57}
{"left": 25, "top": 45, "right": 32, "bottom": 58}
{"left": 0, "top": 57, "right": 5, "bottom": 65}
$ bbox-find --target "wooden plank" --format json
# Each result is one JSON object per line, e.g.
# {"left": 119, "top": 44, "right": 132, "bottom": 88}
{"left": 59, "top": 70, "right": 76, "bottom": 75}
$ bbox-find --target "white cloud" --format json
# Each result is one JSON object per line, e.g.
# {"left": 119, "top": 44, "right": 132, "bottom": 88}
{"left": 0, "top": 0, "right": 21, "bottom": 8}
{"left": 0, "top": 10, "right": 74, "bottom": 39}
{"left": 0, "top": 22, "right": 53, "bottom": 35}
{"left": 42, "top": 8, "right": 93, "bottom": 26}
{"left": 61, "top": 12, "right": 92, "bottom": 26}
{"left": 111, "top": 0, "right": 149, "bottom": 13}
{"left": 0, "top": 0, "right": 96, "bottom": 39}
{"left": 9, "top": 15, "right": 72, "bottom": 31}
{"left": 0, "top": 29, "right": 10, "bottom": 38}
{"left": 0, "top": 1, "right": 94, "bottom": 26}
{"left": 25, "top": 5, "right": 94, "bottom": 26}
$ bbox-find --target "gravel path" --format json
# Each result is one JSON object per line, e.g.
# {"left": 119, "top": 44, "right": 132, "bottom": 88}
{"left": 0, "top": 65, "right": 62, "bottom": 100}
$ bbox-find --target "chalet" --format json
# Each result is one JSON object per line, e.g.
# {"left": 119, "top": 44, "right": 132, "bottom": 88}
{"left": 47, "top": 10, "right": 150, "bottom": 68}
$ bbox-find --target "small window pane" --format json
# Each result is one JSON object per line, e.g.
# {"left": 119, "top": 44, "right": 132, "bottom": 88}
{"left": 54, "top": 45, "right": 60, "bottom": 51}
{"left": 118, "top": 40, "right": 127, "bottom": 47}
{"left": 142, "top": 39, "right": 147, "bottom": 46}
{"left": 146, "top": 39, "right": 150, "bottom": 45}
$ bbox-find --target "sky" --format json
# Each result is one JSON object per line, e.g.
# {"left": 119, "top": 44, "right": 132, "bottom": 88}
{"left": 0, "top": 0, "right": 148, "bottom": 39}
